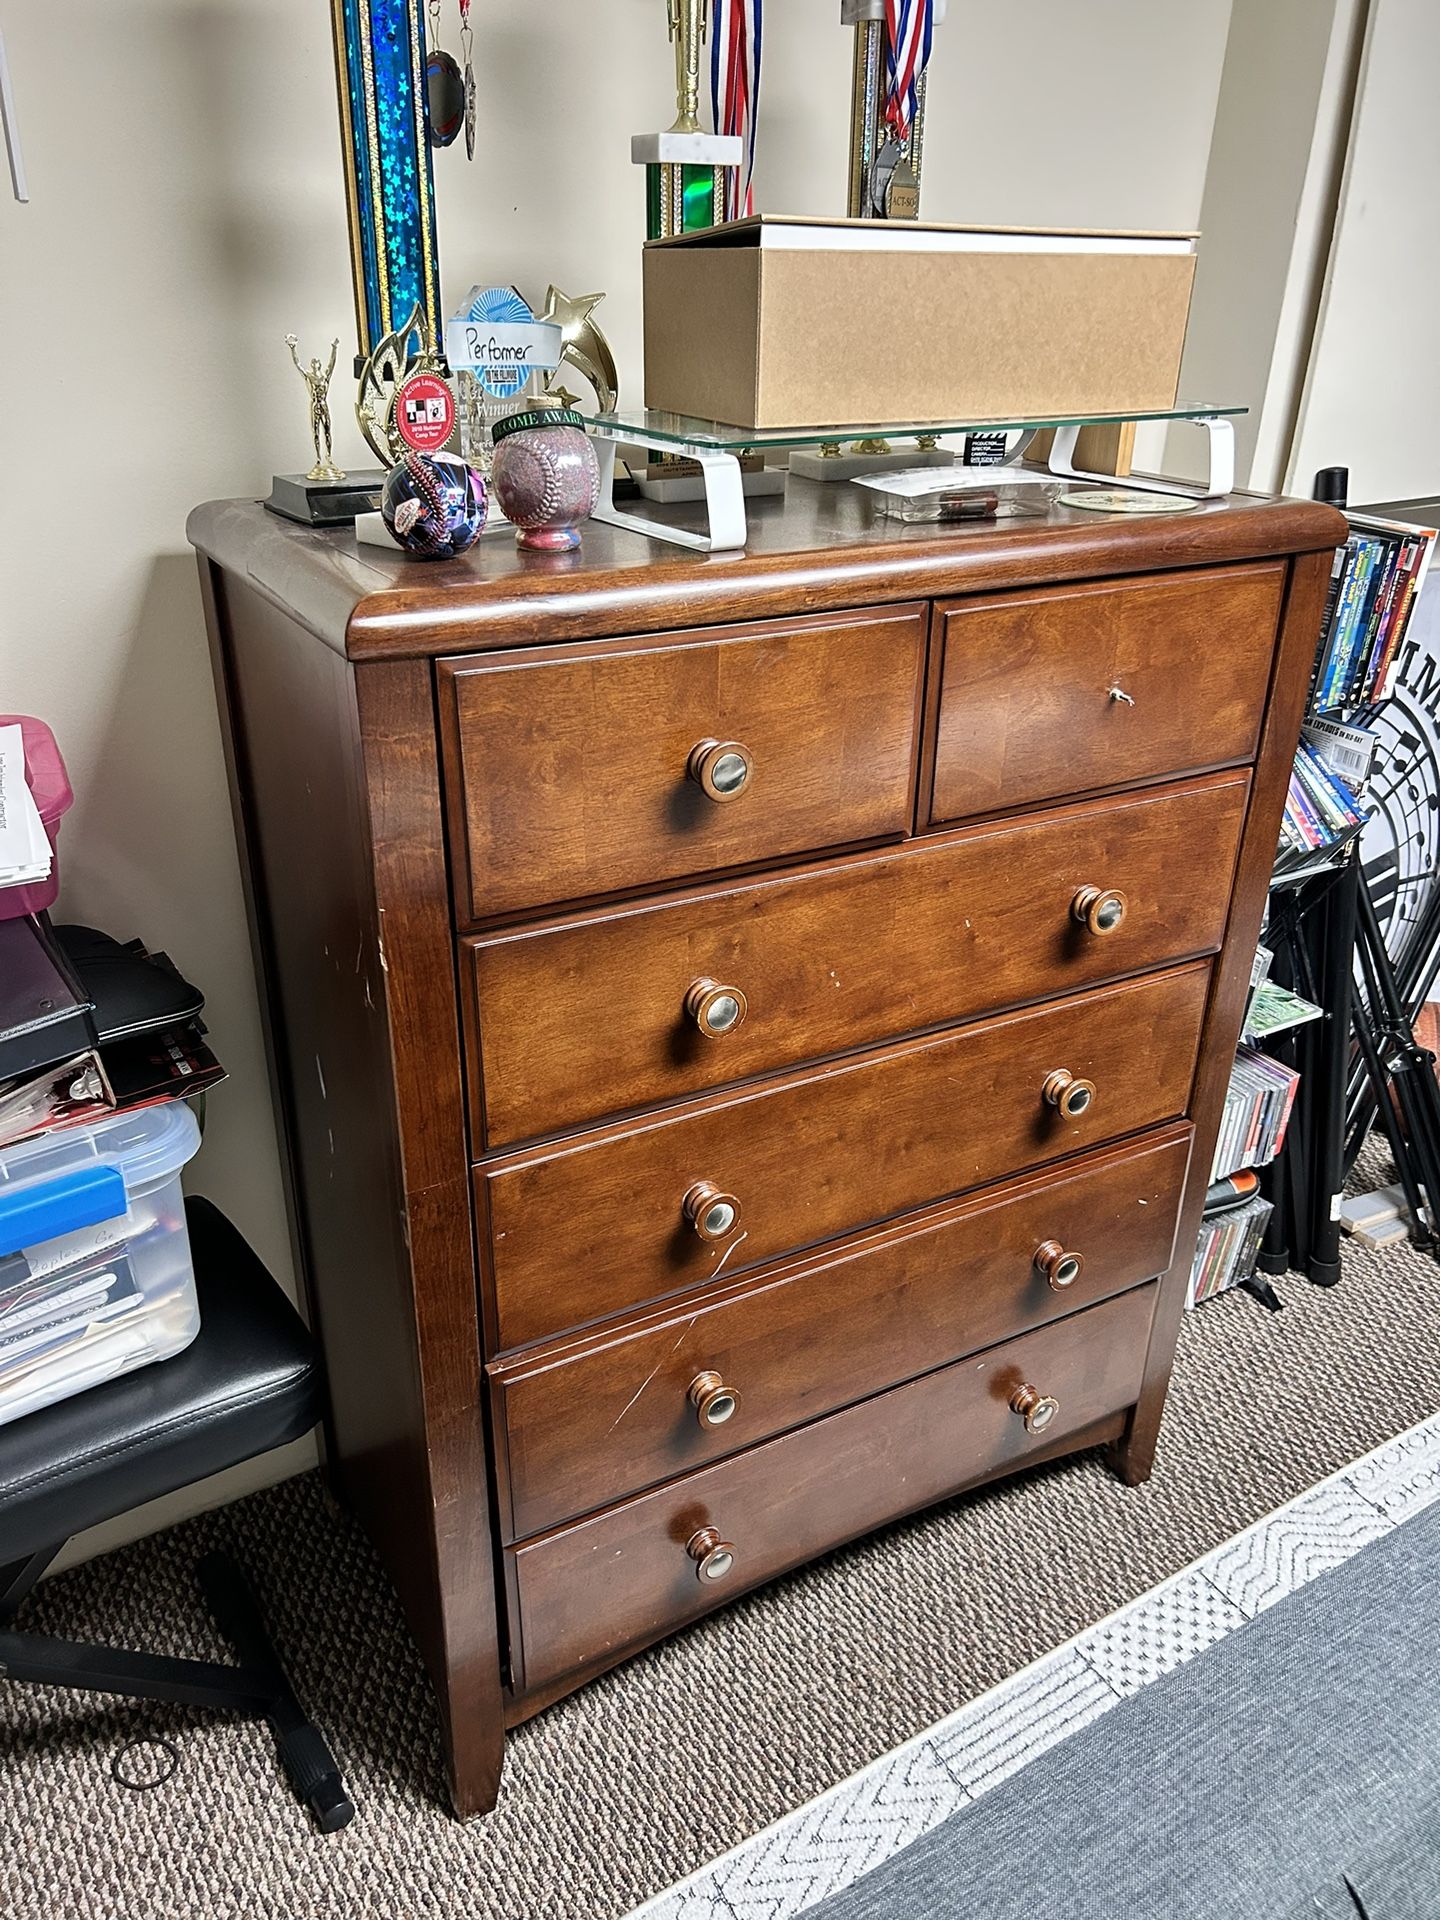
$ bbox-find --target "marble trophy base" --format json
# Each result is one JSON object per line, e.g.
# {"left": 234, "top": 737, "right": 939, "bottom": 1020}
{"left": 265, "top": 470, "right": 386, "bottom": 526}
{"left": 789, "top": 445, "right": 956, "bottom": 484}
{"left": 630, "top": 130, "right": 743, "bottom": 166}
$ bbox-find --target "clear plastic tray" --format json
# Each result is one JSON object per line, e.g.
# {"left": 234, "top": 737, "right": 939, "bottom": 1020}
{"left": 0, "top": 1101, "right": 203, "bottom": 1427}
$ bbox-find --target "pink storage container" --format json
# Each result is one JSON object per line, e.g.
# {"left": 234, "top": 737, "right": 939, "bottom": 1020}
{"left": 0, "top": 716, "right": 73, "bottom": 919}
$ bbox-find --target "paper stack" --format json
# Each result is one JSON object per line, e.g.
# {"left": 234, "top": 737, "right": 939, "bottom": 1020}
{"left": 0, "top": 721, "right": 53, "bottom": 892}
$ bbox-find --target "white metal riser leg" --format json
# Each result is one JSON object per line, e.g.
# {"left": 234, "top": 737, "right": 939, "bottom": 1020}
{"left": 589, "top": 432, "right": 749, "bottom": 552}
{"left": 1045, "top": 415, "right": 1236, "bottom": 500}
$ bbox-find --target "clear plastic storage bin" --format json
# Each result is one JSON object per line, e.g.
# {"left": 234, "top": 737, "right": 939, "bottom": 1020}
{"left": 0, "top": 1101, "right": 203, "bottom": 1428}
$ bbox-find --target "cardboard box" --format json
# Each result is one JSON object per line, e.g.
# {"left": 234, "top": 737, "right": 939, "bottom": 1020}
{"left": 643, "top": 216, "right": 1198, "bottom": 432}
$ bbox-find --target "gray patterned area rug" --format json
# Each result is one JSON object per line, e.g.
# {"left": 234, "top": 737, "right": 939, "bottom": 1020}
{"left": 637, "top": 1413, "right": 1440, "bottom": 1920}
{"left": 1, "top": 1226, "right": 1438, "bottom": 1920}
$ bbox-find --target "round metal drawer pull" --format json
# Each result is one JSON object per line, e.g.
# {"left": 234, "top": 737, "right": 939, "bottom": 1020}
{"left": 686, "top": 977, "right": 748, "bottom": 1039}
{"left": 1071, "top": 885, "right": 1128, "bottom": 936}
{"left": 688, "top": 1371, "right": 742, "bottom": 1429}
{"left": 683, "top": 1180, "right": 741, "bottom": 1242}
{"left": 687, "top": 1526, "right": 737, "bottom": 1582}
{"left": 1107, "top": 686, "right": 1136, "bottom": 707}
{"left": 688, "top": 738, "right": 754, "bottom": 802}
{"left": 1011, "top": 1384, "right": 1060, "bottom": 1436}
{"left": 1033, "top": 1240, "right": 1085, "bottom": 1291}
{"left": 1042, "top": 1068, "right": 1097, "bottom": 1120}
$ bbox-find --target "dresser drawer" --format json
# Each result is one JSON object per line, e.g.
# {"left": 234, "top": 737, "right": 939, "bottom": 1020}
{"left": 464, "top": 773, "right": 1246, "bottom": 1148}
{"left": 928, "top": 562, "right": 1285, "bottom": 825}
{"left": 479, "top": 961, "right": 1208, "bottom": 1350}
{"left": 437, "top": 606, "right": 926, "bottom": 924}
{"left": 492, "top": 1126, "right": 1189, "bottom": 1539}
{"left": 507, "top": 1281, "right": 1157, "bottom": 1691}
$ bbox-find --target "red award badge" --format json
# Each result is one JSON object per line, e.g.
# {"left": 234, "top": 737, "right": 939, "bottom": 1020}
{"left": 395, "top": 373, "right": 456, "bottom": 454}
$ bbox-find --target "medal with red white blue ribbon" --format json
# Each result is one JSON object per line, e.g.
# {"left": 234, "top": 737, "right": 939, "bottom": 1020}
{"left": 882, "top": 0, "right": 933, "bottom": 139}
{"left": 710, "top": 0, "right": 762, "bottom": 223}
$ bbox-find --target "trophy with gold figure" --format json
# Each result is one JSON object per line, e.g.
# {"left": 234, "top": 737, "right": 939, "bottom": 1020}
{"left": 631, "top": 1, "right": 743, "bottom": 241}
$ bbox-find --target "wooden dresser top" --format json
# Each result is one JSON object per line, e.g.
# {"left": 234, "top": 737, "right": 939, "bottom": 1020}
{"left": 187, "top": 484, "right": 1345, "bottom": 664}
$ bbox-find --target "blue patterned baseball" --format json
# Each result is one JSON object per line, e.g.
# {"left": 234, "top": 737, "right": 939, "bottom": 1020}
{"left": 381, "top": 451, "right": 487, "bottom": 558}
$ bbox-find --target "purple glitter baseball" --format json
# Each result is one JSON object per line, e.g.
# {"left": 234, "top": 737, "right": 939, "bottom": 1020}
{"left": 490, "top": 411, "right": 601, "bottom": 552}
{"left": 381, "top": 451, "right": 487, "bottom": 558}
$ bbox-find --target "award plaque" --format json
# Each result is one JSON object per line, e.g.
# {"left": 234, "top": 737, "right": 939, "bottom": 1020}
{"left": 445, "top": 285, "right": 564, "bottom": 472}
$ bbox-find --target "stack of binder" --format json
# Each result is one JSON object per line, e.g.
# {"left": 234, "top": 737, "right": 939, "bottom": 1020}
{"left": 0, "top": 920, "right": 224, "bottom": 1151}
{"left": 0, "top": 918, "right": 108, "bottom": 1148}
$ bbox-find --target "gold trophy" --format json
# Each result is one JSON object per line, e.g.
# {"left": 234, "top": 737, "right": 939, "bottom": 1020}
{"left": 266, "top": 331, "right": 384, "bottom": 526}
{"left": 287, "top": 335, "right": 346, "bottom": 483}
{"left": 667, "top": 0, "right": 706, "bottom": 135}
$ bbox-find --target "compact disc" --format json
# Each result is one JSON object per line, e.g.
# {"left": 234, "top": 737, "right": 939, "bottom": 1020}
{"left": 1059, "top": 489, "right": 1199, "bottom": 514}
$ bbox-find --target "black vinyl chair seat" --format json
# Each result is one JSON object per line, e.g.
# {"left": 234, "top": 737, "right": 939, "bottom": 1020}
{"left": 0, "top": 1196, "right": 318, "bottom": 1564}
{"left": 0, "top": 1194, "right": 351, "bottom": 1830}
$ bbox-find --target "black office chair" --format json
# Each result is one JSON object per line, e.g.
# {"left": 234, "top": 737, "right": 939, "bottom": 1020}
{"left": 0, "top": 1196, "right": 353, "bottom": 1831}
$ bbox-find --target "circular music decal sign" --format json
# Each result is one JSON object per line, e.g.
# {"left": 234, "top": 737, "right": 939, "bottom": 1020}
{"left": 395, "top": 373, "right": 456, "bottom": 454}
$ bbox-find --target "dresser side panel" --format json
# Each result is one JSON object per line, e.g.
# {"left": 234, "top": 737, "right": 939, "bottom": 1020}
{"left": 203, "top": 572, "right": 503, "bottom": 1815}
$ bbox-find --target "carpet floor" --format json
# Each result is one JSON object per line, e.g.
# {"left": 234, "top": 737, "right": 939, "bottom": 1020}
{"left": 2, "top": 1209, "right": 1437, "bottom": 1920}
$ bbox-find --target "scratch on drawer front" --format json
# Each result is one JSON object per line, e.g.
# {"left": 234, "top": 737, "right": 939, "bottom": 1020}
{"left": 607, "top": 1322, "right": 695, "bottom": 1433}
{"left": 709, "top": 1231, "right": 749, "bottom": 1281}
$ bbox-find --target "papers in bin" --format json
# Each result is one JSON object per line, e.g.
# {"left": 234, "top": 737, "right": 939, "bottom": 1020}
{"left": 0, "top": 723, "right": 51, "bottom": 889}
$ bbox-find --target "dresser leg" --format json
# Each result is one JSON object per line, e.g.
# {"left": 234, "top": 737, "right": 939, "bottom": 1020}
{"left": 1107, "top": 1408, "right": 1158, "bottom": 1487}
{"left": 441, "top": 1701, "right": 506, "bottom": 1819}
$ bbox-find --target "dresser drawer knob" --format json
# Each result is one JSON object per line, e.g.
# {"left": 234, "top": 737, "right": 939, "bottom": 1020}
{"left": 683, "top": 1180, "right": 741, "bottom": 1241}
{"left": 1107, "top": 686, "right": 1136, "bottom": 707}
{"left": 1042, "top": 1068, "right": 1096, "bottom": 1120}
{"left": 1071, "top": 886, "right": 1128, "bottom": 936}
{"left": 1010, "top": 1384, "right": 1060, "bottom": 1435}
{"left": 1033, "top": 1240, "right": 1085, "bottom": 1290}
{"left": 688, "top": 738, "right": 754, "bottom": 802}
{"left": 687, "top": 1526, "right": 737, "bottom": 1582}
{"left": 688, "top": 1371, "right": 742, "bottom": 1429}
{"left": 686, "top": 977, "right": 748, "bottom": 1038}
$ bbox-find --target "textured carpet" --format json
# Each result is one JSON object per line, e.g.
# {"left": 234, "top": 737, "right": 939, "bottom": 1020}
{"left": 2, "top": 1208, "right": 1437, "bottom": 1920}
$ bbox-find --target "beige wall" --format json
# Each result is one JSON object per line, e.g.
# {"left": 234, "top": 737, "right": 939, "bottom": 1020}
{"left": 1287, "top": 0, "right": 1440, "bottom": 501}
{"left": 1164, "top": 0, "right": 1367, "bottom": 491}
{"left": 0, "top": 0, "right": 1231, "bottom": 1562}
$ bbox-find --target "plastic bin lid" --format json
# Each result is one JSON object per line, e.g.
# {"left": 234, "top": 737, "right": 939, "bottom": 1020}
{"left": 0, "top": 1098, "right": 202, "bottom": 1197}
{"left": 0, "top": 714, "right": 73, "bottom": 828}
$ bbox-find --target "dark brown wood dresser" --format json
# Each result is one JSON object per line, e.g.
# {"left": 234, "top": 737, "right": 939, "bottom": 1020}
{"left": 188, "top": 483, "right": 1345, "bottom": 1816}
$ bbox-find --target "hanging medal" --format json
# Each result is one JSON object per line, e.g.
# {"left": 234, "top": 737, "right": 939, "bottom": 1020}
{"left": 459, "top": 0, "right": 476, "bottom": 161}
{"left": 871, "top": 0, "right": 931, "bottom": 216}
{"left": 426, "top": 0, "right": 464, "bottom": 150}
